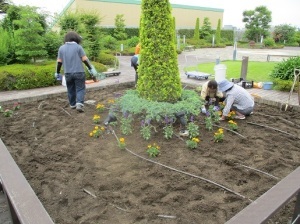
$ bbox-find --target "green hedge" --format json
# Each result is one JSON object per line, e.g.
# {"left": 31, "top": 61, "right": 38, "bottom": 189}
{"left": 0, "top": 61, "right": 107, "bottom": 91}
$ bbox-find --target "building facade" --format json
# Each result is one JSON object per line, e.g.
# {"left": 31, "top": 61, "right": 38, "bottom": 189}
{"left": 60, "top": 0, "right": 224, "bottom": 29}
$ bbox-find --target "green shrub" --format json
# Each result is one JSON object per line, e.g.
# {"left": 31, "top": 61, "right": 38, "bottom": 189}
{"left": 97, "top": 52, "right": 117, "bottom": 66}
{"left": 126, "top": 36, "right": 139, "bottom": 48}
{"left": 0, "top": 62, "right": 56, "bottom": 90}
{"left": 263, "top": 37, "right": 275, "bottom": 47}
{"left": 270, "top": 56, "right": 300, "bottom": 80}
{"left": 186, "top": 38, "right": 209, "bottom": 48}
{"left": 0, "top": 60, "right": 107, "bottom": 91}
{"left": 272, "top": 78, "right": 297, "bottom": 92}
{"left": 101, "top": 35, "right": 117, "bottom": 50}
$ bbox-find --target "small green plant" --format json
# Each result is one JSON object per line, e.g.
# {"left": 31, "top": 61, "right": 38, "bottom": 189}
{"left": 96, "top": 103, "right": 105, "bottom": 113}
{"left": 146, "top": 143, "right": 160, "bottom": 157}
{"left": 3, "top": 109, "right": 13, "bottom": 117}
{"left": 120, "top": 112, "right": 133, "bottom": 135}
{"left": 163, "top": 116, "right": 174, "bottom": 139}
{"left": 214, "top": 128, "right": 224, "bottom": 142}
{"left": 92, "top": 114, "right": 101, "bottom": 124}
{"left": 118, "top": 137, "right": 126, "bottom": 149}
{"left": 186, "top": 137, "right": 200, "bottom": 149}
{"left": 187, "top": 119, "right": 199, "bottom": 138}
{"left": 140, "top": 119, "right": 152, "bottom": 140}
{"left": 228, "top": 120, "right": 238, "bottom": 131}
{"left": 163, "top": 124, "right": 173, "bottom": 139}
{"left": 13, "top": 102, "right": 21, "bottom": 110}
{"left": 205, "top": 116, "right": 213, "bottom": 131}
{"left": 89, "top": 126, "right": 105, "bottom": 138}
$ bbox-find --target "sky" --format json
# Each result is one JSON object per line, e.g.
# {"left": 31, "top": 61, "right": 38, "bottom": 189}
{"left": 10, "top": 0, "right": 300, "bottom": 29}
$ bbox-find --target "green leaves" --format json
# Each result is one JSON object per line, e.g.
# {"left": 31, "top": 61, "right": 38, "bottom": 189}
{"left": 270, "top": 56, "right": 300, "bottom": 80}
{"left": 117, "top": 89, "right": 203, "bottom": 123}
{"left": 138, "top": 0, "right": 181, "bottom": 102}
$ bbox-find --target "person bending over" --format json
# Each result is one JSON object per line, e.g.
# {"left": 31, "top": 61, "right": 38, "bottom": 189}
{"left": 218, "top": 79, "right": 254, "bottom": 120}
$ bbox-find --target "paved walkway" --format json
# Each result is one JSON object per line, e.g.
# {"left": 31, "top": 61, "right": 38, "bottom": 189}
{"left": 0, "top": 47, "right": 299, "bottom": 108}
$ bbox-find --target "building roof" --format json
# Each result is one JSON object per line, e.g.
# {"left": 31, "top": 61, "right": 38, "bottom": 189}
{"left": 63, "top": 0, "right": 224, "bottom": 13}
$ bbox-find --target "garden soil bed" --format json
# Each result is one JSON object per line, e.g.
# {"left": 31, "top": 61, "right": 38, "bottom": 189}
{"left": 0, "top": 84, "right": 300, "bottom": 224}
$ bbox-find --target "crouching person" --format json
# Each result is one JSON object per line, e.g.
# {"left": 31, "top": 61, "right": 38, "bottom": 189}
{"left": 218, "top": 79, "right": 254, "bottom": 120}
{"left": 200, "top": 80, "right": 224, "bottom": 114}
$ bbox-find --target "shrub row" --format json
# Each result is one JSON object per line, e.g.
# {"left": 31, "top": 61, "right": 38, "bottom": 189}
{"left": 0, "top": 61, "right": 107, "bottom": 91}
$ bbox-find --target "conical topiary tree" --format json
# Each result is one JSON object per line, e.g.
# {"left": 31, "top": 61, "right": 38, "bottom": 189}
{"left": 194, "top": 17, "right": 200, "bottom": 40}
{"left": 215, "top": 19, "right": 221, "bottom": 45}
{"left": 137, "top": 0, "right": 182, "bottom": 103}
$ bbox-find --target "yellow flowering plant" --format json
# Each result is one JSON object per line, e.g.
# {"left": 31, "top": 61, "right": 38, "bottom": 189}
{"left": 214, "top": 128, "right": 224, "bottom": 142}
{"left": 228, "top": 120, "right": 238, "bottom": 131}
{"left": 89, "top": 125, "right": 105, "bottom": 138}
{"left": 93, "top": 114, "right": 101, "bottom": 124}
{"left": 146, "top": 143, "right": 160, "bottom": 157}
{"left": 186, "top": 137, "right": 200, "bottom": 149}
{"left": 227, "top": 111, "right": 236, "bottom": 120}
{"left": 107, "top": 99, "right": 115, "bottom": 104}
{"left": 118, "top": 137, "right": 126, "bottom": 149}
{"left": 96, "top": 103, "right": 105, "bottom": 113}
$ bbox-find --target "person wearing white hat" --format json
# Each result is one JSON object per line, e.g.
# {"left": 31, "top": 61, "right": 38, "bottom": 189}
{"left": 218, "top": 79, "right": 254, "bottom": 120}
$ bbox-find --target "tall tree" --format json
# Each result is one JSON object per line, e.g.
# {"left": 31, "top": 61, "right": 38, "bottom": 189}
{"left": 193, "top": 17, "right": 200, "bottom": 40}
{"left": 79, "top": 13, "right": 101, "bottom": 59}
{"left": 215, "top": 19, "right": 221, "bottom": 45}
{"left": 200, "top": 17, "right": 212, "bottom": 39}
{"left": 114, "top": 14, "right": 127, "bottom": 40}
{"left": 273, "top": 24, "right": 296, "bottom": 43}
{"left": 0, "top": 27, "right": 12, "bottom": 64}
{"left": 242, "top": 6, "right": 272, "bottom": 42}
{"left": 0, "top": 0, "right": 11, "bottom": 13}
{"left": 138, "top": 0, "right": 181, "bottom": 102}
{"left": 13, "top": 6, "right": 47, "bottom": 62}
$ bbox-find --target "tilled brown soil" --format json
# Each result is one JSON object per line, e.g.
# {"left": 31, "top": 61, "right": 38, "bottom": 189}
{"left": 0, "top": 84, "right": 299, "bottom": 224}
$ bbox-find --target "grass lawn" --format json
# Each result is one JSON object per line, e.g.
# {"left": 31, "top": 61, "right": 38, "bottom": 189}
{"left": 188, "top": 60, "right": 278, "bottom": 82}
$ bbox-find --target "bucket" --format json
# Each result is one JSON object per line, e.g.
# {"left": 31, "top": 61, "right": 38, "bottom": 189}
{"left": 214, "top": 64, "right": 227, "bottom": 82}
{"left": 263, "top": 82, "right": 273, "bottom": 90}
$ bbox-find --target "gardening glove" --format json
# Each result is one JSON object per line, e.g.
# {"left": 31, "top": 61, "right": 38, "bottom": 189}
{"left": 88, "top": 66, "right": 98, "bottom": 82}
{"left": 54, "top": 73, "right": 62, "bottom": 81}
{"left": 213, "top": 106, "right": 220, "bottom": 111}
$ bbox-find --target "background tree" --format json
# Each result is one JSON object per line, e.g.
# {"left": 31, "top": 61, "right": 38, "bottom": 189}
{"left": 13, "top": 6, "right": 47, "bottom": 62}
{"left": 242, "top": 6, "right": 272, "bottom": 42}
{"left": 215, "top": 19, "right": 221, "bottom": 45}
{"left": 138, "top": 0, "right": 181, "bottom": 102}
{"left": 273, "top": 24, "right": 296, "bottom": 44}
{"left": 0, "top": 0, "right": 11, "bottom": 13}
{"left": 294, "top": 31, "right": 300, "bottom": 46}
{"left": 1, "top": 5, "right": 21, "bottom": 33}
{"left": 44, "top": 31, "right": 62, "bottom": 59}
{"left": 114, "top": 14, "right": 127, "bottom": 40}
{"left": 0, "top": 27, "right": 12, "bottom": 64}
{"left": 59, "top": 12, "right": 81, "bottom": 34}
{"left": 173, "top": 16, "right": 176, "bottom": 44}
{"left": 79, "top": 13, "right": 101, "bottom": 59}
{"left": 59, "top": 12, "right": 101, "bottom": 59}
{"left": 193, "top": 17, "right": 200, "bottom": 40}
{"left": 200, "top": 17, "right": 212, "bottom": 39}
